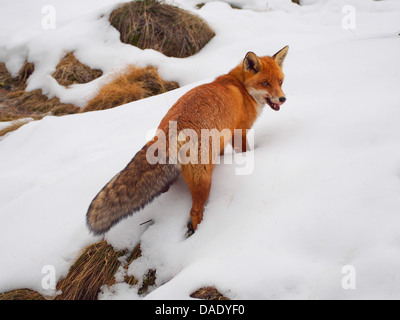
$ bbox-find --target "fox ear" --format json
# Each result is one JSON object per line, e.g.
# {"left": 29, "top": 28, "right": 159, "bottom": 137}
{"left": 244, "top": 52, "right": 261, "bottom": 74}
{"left": 272, "top": 45, "right": 289, "bottom": 68}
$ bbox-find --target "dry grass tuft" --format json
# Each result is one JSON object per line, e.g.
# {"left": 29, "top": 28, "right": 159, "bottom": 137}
{"left": 18, "top": 61, "right": 35, "bottom": 84}
{"left": 109, "top": 0, "right": 215, "bottom": 58}
{"left": 0, "top": 289, "right": 45, "bottom": 300}
{"left": 123, "top": 244, "right": 142, "bottom": 285}
{"left": 0, "top": 62, "right": 23, "bottom": 92}
{"left": 52, "top": 52, "right": 103, "bottom": 87}
{"left": 190, "top": 287, "right": 230, "bottom": 300}
{"left": 0, "top": 61, "right": 80, "bottom": 125}
{"left": 138, "top": 269, "right": 157, "bottom": 295}
{"left": 82, "top": 65, "right": 179, "bottom": 112}
{"left": 8, "top": 89, "right": 79, "bottom": 115}
{"left": 0, "top": 242, "right": 144, "bottom": 300}
{"left": 55, "top": 241, "right": 142, "bottom": 300}
{"left": 1, "top": 89, "right": 80, "bottom": 122}
{"left": 55, "top": 240, "right": 127, "bottom": 300}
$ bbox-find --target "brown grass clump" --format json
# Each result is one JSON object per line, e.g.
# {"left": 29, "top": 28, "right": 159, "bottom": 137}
{"left": 54, "top": 240, "right": 159, "bottom": 299}
{"left": 138, "top": 269, "right": 157, "bottom": 295}
{"left": 0, "top": 61, "right": 80, "bottom": 125}
{"left": 82, "top": 65, "right": 179, "bottom": 112}
{"left": 109, "top": 0, "right": 215, "bottom": 58}
{"left": 18, "top": 61, "right": 35, "bottom": 84}
{"left": 0, "top": 63, "right": 23, "bottom": 92}
{"left": 55, "top": 241, "right": 143, "bottom": 300}
{"left": 0, "top": 241, "right": 144, "bottom": 300}
{"left": 123, "top": 244, "right": 142, "bottom": 285}
{"left": 0, "top": 289, "right": 45, "bottom": 300}
{"left": 55, "top": 240, "right": 128, "bottom": 300}
{"left": 52, "top": 52, "right": 103, "bottom": 87}
{"left": 190, "top": 286, "right": 230, "bottom": 300}
{"left": 6, "top": 89, "right": 80, "bottom": 117}
{"left": 1, "top": 52, "right": 103, "bottom": 123}
{"left": 0, "top": 61, "right": 34, "bottom": 92}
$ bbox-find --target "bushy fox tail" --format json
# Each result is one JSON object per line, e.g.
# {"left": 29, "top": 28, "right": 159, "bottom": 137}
{"left": 86, "top": 142, "right": 180, "bottom": 235}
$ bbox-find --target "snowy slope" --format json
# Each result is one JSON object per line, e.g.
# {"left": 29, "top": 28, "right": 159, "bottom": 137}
{"left": 1, "top": 0, "right": 400, "bottom": 299}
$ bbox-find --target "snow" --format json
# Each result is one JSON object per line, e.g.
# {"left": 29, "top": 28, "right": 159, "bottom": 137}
{"left": 1, "top": 0, "right": 400, "bottom": 300}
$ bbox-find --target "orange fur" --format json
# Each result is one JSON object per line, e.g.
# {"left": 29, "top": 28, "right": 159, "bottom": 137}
{"left": 86, "top": 47, "right": 289, "bottom": 234}
{"left": 157, "top": 47, "right": 289, "bottom": 230}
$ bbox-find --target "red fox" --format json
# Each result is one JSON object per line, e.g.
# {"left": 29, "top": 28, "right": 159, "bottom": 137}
{"left": 87, "top": 46, "right": 289, "bottom": 235}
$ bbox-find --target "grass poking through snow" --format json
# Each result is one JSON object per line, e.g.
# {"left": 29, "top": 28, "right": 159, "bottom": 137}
{"left": 109, "top": 0, "right": 215, "bottom": 58}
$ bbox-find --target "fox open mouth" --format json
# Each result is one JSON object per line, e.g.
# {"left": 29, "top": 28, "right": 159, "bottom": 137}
{"left": 265, "top": 97, "right": 281, "bottom": 111}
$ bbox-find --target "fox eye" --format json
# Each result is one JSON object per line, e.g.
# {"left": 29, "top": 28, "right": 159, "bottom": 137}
{"left": 262, "top": 81, "right": 269, "bottom": 87}
{"left": 279, "top": 79, "right": 283, "bottom": 85}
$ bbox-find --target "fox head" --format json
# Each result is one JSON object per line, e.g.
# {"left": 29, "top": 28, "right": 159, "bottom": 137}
{"left": 243, "top": 46, "right": 289, "bottom": 111}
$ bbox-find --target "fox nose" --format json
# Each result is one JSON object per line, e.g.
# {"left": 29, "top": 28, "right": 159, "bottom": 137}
{"left": 279, "top": 97, "right": 286, "bottom": 103}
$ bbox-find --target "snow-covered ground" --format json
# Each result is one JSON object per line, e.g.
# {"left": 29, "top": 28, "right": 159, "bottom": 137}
{"left": 0, "top": 0, "right": 400, "bottom": 299}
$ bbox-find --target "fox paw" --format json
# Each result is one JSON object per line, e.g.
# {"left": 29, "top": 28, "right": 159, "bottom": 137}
{"left": 185, "top": 222, "right": 195, "bottom": 238}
